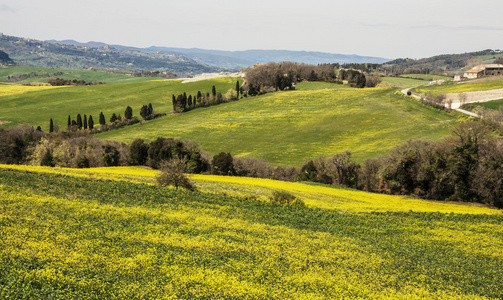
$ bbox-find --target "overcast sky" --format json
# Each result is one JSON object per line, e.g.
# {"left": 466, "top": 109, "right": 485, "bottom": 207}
{"left": 1, "top": 0, "right": 502, "bottom": 59}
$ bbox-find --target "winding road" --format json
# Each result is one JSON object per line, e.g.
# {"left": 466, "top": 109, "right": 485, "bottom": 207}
{"left": 401, "top": 88, "right": 480, "bottom": 118}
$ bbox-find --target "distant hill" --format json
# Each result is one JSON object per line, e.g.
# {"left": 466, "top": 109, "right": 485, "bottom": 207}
{"left": 0, "top": 35, "right": 221, "bottom": 76}
{"left": 48, "top": 40, "right": 390, "bottom": 68}
{"left": 383, "top": 49, "right": 503, "bottom": 74}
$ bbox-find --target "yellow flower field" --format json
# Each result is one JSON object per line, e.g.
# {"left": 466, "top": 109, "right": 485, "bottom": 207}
{"left": 1, "top": 164, "right": 499, "bottom": 214}
{"left": 0, "top": 83, "right": 63, "bottom": 97}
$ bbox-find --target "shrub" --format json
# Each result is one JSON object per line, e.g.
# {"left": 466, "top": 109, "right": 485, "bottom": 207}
{"left": 269, "top": 190, "right": 304, "bottom": 206}
{"left": 156, "top": 159, "right": 195, "bottom": 191}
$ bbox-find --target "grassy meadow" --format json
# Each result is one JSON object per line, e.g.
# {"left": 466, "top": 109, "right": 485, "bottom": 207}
{"left": 471, "top": 98, "right": 503, "bottom": 110}
{"left": 416, "top": 77, "right": 503, "bottom": 95}
{"left": 96, "top": 83, "right": 457, "bottom": 165}
{"left": 379, "top": 77, "right": 427, "bottom": 87}
{"left": 1, "top": 165, "right": 502, "bottom": 299}
{"left": 0, "top": 66, "right": 157, "bottom": 84}
{"left": 0, "top": 76, "right": 237, "bottom": 130}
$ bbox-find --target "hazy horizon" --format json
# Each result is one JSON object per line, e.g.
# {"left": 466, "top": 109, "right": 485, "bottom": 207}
{"left": 1, "top": 0, "right": 503, "bottom": 60}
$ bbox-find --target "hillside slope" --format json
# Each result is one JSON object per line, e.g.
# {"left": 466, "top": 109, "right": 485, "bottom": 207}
{"left": 96, "top": 82, "right": 457, "bottom": 165}
{"left": 0, "top": 34, "right": 220, "bottom": 76}
{"left": 48, "top": 39, "right": 390, "bottom": 68}
{"left": 1, "top": 166, "right": 501, "bottom": 299}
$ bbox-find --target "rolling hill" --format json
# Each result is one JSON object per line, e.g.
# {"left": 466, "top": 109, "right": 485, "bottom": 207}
{"left": 0, "top": 34, "right": 221, "bottom": 76}
{"left": 48, "top": 40, "right": 391, "bottom": 68}
{"left": 1, "top": 165, "right": 501, "bottom": 299}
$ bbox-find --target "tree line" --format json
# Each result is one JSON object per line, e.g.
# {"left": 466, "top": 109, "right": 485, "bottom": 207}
{"left": 2, "top": 119, "right": 501, "bottom": 208}
{"left": 172, "top": 82, "right": 241, "bottom": 113}
{"left": 46, "top": 104, "right": 160, "bottom": 134}
{"left": 243, "top": 62, "right": 381, "bottom": 92}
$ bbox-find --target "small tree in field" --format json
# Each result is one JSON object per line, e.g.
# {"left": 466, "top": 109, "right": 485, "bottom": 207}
{"left": 125, "top": 106, "right": 133, "bottom": 120}
{"left": 49, "top": 118, "right": 54, "bottom": 133}
{"left": 88, "top": 115, "right": 94, "bottom": 129}
{"left": 99, "top": 112, "right": 106, "bottom": 126}
{"left": 156, "top": 158, "right": 195, "bottom": 191}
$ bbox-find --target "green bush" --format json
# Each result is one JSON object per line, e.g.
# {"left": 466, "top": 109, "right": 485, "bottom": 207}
{"left": 269, "top": 190, "right": 304, "bottom": 206}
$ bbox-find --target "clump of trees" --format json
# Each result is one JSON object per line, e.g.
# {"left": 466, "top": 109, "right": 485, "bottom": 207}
{"left": 172, "top": 82, "right": 241, "bottom": 113}
{"left": 244, "top": 62, "right": 339, "bottom": 93}
{"left": 297, "top": 121, "right": 503, "bottom": 208}
{"left": 47, "top": 78, "right": 105, "bottom": 86}
{"left": 156, "top": 158, "right": 195, "bottom": 191}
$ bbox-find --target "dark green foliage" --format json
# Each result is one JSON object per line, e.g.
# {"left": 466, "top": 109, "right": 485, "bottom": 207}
{"left": 88, "top": 115, "right": 94, "bottom": 130}
{"left": 83, "top": 114, "right": 87, "bottom": 130}
{"left": 40, "top": 150, "right": 54, "bottom": 167}
{"left": 296, "top": 160, "right": 317, "bottom": 182}
{"left": 110, "top": 113, "right": 118, "bottom": 123}
{"left": 211, "top": 85, "right": 216, "bottom": 97}
{"left": 148, "top": 103, "right": 153, "bottom": 116}
{"left": 269, "top": 190, "right": 305, "bottom": 206}
{"left": 102, "top": 145, "right": 120, "bottom": 167}
{"left": 67, "top": 115, "right": 71, "bottom": 128}
{"left": 36, "top": 126, "right": 42, "bottom": 132}
{"left": 99, "top": 112, "right": 106, "bottom": 126}
{"left": 76, "top": 156, "right": 90, "bottom": 168}
{"left": 236, "top": 80, "right": 240, "bottom": 96}
{"left": 76, "top": 114, "right": 82, "bottom": 129}
{"left": 125, "top": 106, "right": 133, "bottom": 120}
{"left": 129, "top": 138, "right": 149, "bottom": 166}
{"left": 211, "top": 152, "right": 235, "bottom": 175}
{"left": 49, "top": 118, "right": 54, "bottom": 133}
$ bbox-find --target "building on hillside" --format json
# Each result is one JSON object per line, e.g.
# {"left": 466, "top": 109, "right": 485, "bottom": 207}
{"left": 463, "top": 64, "right": 503, "bottom": 79}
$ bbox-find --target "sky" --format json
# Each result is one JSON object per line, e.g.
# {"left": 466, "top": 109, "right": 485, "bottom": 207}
{"left": 1, "top": 0, "right": 503, "bottom": 60}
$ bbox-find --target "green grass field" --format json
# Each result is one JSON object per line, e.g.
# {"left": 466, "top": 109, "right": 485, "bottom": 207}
{"left": 416, "top": 77, "right": 503, "bottom": 94}
{"left": 0, "top": 77, "right": 238, "bottom": 130}
{"left": 0, "top": 66, "right": 156, "bottom": 84}
{"left": 380, "top": 76, "right": 427, "bottom": 87}
{"left": 1, "top": 166, "right": 501, "bottom": 299}
{"left": 96, "top": 84, "right": 457, "bottom": 165}
{"left": 399, "top": 74, "right": 452, "bottom": 81}
{"left": 471, "top": 99, "right": 503, "bottom": 110}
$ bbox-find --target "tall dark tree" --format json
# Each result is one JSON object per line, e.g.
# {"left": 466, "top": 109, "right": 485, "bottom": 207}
{"left": 99, "top": 112, "right": 106, "bottom": 125}
{"left": 125, "top": 106, "right": 133, "bottom": 120}
{"left": 148, "top": 103, "right": 153, "bottom": 116}
{"left": 188, "top": 95, "right": 193, "bottom": 108}
{"left": 129, "top": 138, "right": 149, "bottom": 165}
{"left": 211, "top": 85, "right": 216, "bottom": 97}
{"left": 103, "top": 145, "right": 120, "bottom": 167}
{"left": 110, "top": 113, "right": 118, "bottom": 123}
{"left": 67, "top": 115, "right": 71, "bottom": 128}
{"left": 88, "top": 115, "right": 94, "bottom": 130}
{"left": 140, "top": 105, "right": 149, "bottom": 119}
{"left": 76, "top": 114, "right": 82, "bottom": 129}
{"left": 172, "top": 95, "right": 176, "bottom": 111}
{"left": 49, "top": 118, "right": 54, "bottom": 133}
{"left": 83, "top": 114, "right": 87, "bottom": 130}
{"left": 236, "top": 81, "right": 240, "bottom": 96}
{"left": 211, "top": 152, "right": 235, "bottom": 175}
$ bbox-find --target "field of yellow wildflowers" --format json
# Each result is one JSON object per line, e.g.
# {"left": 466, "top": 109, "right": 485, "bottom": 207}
{"left": 0, "top": 165, "right": 502, "bottom": 298}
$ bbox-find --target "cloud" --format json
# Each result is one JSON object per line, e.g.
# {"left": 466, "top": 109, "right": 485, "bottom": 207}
{"left": 410, "top": 24, "right": 503, "bottom": 31}
{"left": 0, "top": 5, "right": 16, "bottom": 12}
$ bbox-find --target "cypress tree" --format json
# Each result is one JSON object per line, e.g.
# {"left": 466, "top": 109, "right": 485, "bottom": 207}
{"left": 77, "top": 114, "right": 82, "bottom": 129}
{"left": 211, "top": 85, "right": 216, "bottom": 97}
{"left": 172, "top": 94, "right": 176, "bottom": 111}
{"left": 83, "top": 114, "right": 87, "bottom": 130}
{"left": 49, "top": 118, "right": 54, "bottom": 133}
{"left": 88, "top": 115, "right": 94, "bottom": 129}
{"left": 148, "top": 103, "right": 153, "bottom": 117}
{"left": 188, "top": 95, "right": 192, "bottom": 108}
{"left": 110, "top": 113, "right": 118, "bottom": 123}
{"left": 236, "top": 81, "right": 240, "bottom": 96}
{"left": 99, "top": 112, "right": 106, "bottom": 125}
{"left": 125, "top": 106, "right": 133, "bottom": 120}
{"left": 67, "top": 115, "right": 71, "bottom": 128}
